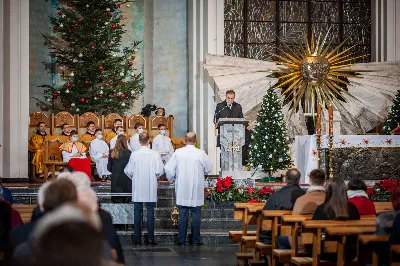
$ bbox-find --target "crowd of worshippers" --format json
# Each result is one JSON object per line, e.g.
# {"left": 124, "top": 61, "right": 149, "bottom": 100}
{"left": 260, "top": 168, "right": 400, "bottom": 265}
{"left": 29, "top": 118, "right": 174, "bottom": 182}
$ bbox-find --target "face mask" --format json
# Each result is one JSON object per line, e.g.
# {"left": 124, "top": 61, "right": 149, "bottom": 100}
{"left": 72, "top": 136, "right": 78, "bottom": 142}
{"left": 160, "top": 130, "right": 166, "bottom": 135}
{"left": 96, "top": 135, "right": 103, "bottom": 140}
{"left": 138, "top": 129, "right": 144, "bottom": 134}
{"left": 118, "top": 131, "right": 124, "bottom": 135}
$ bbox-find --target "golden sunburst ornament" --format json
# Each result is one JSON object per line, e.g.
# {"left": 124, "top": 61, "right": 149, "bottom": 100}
{"left": 267, "top": 28, "right": 369, "bottom": 115}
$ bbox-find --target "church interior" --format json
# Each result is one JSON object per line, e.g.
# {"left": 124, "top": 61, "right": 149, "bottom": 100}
{"left": 0, "top": 0, "right": 400, "bottom": 265}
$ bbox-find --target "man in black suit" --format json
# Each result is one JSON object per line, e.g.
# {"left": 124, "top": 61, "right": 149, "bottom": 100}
{"left": 214, "top": 90, "right": 244, "bottom": 120}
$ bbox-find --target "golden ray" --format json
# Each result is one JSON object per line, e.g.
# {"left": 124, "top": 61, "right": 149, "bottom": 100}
{"left": 277, "top": 36, "right": 303, "bottom": 61}
{"left": 276, "top": 75, "right": 303, "bottom": 88}
{"left": 281, "top": 78, "right": 303, "bottom": 95}
{"left": 328, "top": 45, "right": 357, "bottom": 62}
{"left": 331, "top": 54, "right": 370, "bottom": 66}
{"left": 278, "top": 71, "right": 302, "bottom": 80}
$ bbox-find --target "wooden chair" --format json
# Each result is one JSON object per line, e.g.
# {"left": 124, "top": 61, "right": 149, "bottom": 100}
{"left": 127, "top": 114, "right": 146, "bottom": 138}
{"left": 43, "top": 137, "right": 67, "bottom": 181}
{"left": 171, "top": 138, "right": 186, "bottom": 150}
{"left": 13, "top": 204, "right": 37, "bottom": 223}
{"left": 358, "top": 234, "right": 390, "bottom": 266}
{"left": 52, "top": 111, "right": 77, "bottom": 136}
{"left": 149, "top": 115, "right": 174, "bottom": 139}
{"left": 103, "top": 113, "right": 126, "bottom": 139}
{"left": 78, "top": 112, "right": 102, "bottom": 136}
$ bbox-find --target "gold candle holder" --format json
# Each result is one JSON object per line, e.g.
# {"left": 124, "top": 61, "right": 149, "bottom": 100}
{"left": 328, "top": 105, "right": 334, "bottom": 179}
{"left": 316, "top": 104, "right": 322, "bottom": 168}
{"left": 171, "top": 205, "right": 179, "bottom": 225}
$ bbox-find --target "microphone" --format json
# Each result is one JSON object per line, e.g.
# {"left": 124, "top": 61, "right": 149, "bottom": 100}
{"left": 214, "top": 104, "right": 229, "bottom": 124}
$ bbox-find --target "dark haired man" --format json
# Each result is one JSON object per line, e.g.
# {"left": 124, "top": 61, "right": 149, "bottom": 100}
{"left": 81, "top": 121, "right": 96, "bottom": 141}
{"left": 29, "top": 122, "right": 50, "bottom": 177}
{"left": 214, "top": 90, "right": 243, "bottom": 121}
{"left": 129, "top": 122, "right": 146, "bottom": 152}
{"left": 61, "top": 123, "right": 71, "bottom": 136}
{"left": 104, "top": 119, "right": 128, "bottom": 143}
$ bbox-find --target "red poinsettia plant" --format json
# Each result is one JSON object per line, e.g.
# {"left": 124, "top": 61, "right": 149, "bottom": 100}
{"left": 205, "top": 176, "right": 275, "bottom": 203}
{"left": 368, "top": 178, "right": 400, "bottom": 201}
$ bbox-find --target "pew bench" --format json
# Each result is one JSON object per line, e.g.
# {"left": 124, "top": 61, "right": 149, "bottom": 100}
{"left": 391, "top": 244, "right": 400, "bottom": 266}
{"left": 358, "top": 234, "right": 389, "bottom": 266}
{"left": 13, "top": 204, "right": 37, "bottom": 223}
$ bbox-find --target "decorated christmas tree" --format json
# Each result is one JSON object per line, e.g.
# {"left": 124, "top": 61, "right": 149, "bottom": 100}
{"left": 248, "top": 88, "right": 292, "bottom": 177}
{"left": 39, "top": 0, "right": 144, "bottom": 114}
{"left": 383, "top": 90, "right": 400, "bottom": 134}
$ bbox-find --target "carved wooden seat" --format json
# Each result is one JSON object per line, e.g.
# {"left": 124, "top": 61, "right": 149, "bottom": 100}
{"left": 79, "top": 112, "right": 102, "bottom": 139}
{"left": 43, "top": 137, "right": 67, "bottom": 181}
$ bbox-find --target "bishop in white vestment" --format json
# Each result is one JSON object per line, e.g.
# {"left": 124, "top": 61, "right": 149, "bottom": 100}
{"left": 89, "top": 130, "right": 112, "bottom": 181}
{"left": 152, "top": 124, "right": 174, "bottom": 164}
{"left": 165, "top": 132, "right": 212, "bottom": 245}
{"left": 124, "top": 132, "right": 164, "bottom": 245}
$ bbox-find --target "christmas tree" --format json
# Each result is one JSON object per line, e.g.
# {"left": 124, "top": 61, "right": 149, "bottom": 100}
{"left": 248, "top": 88, "right": 292, "bottom": 177}
{"left": 383, "top": 90, "right": 400, "bottom": 134}
{"left": 39, "top": 0, "right": 144, "bottom": 114}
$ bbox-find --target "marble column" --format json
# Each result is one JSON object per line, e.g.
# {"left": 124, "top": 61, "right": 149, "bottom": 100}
{"left": 1, "top": 0, "right": 30, "bottom": 179}
{"left": 188, "top": 0, "right": 224, "bottom": 175}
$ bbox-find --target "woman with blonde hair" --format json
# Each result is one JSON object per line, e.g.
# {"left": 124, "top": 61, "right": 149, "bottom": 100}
{"left": 107, "top": 135, "right": 132, "bottom": 203}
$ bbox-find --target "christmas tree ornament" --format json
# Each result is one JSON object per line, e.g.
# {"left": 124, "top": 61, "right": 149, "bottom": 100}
{"left": 129, "top": 61, "right": 133, "bottom": 66}
{"left": 105, "top": 83, "right": 110, "bottom": 86}
{"left": 75, "top": 23, "right": 79, "bottom": 27}
{"left": 58, "top": 11, "right": 62, "bottom": 15}
{"left": 121, "top": 93, "right": 125, "bottom": 98}
{"left": 75, "top": 108, "right": 80, "bottom": 112}
{"left": 65, "top": 89, "right": 70, "bottom": 93}
{"left": 269, "top": 154, "right": 272, "bottom": 158}
{"left": 70, "top": 72, "right": 74, "bottom": 76}
{"left": 62, "top": 14, "right": 66, "bottom": 18}
{"left": 47, "top": 98, "right": 52, "bottom": 102}
{"left": 73, "top": 59, "right": 78, "bottom": 63}
{"left": 112, "top": 24, "right": 117, "bottom": 29}
{"left": 84, "top": 80, "right": 89, "bottom": 84}
{"left": 115, "top": 4, "right": 119, "bottom": 8}
{"left": 107, "top": 106, "right": 110, "bottom": 109}
{"left": 71, "top": 103, "right": 75, "bottom": 107}
{"left": 99, "top": 66, "right": 104, "bottom": 70}
{"left": 78, "top": 53, "right": 83, "bottom": 57}
{"left": 99, "top": 94, "right": 103, "bottom": 97}
{"left": 53, "top": 93, "right": 58, "bottom": 99}
{"left": 106, "top": 8, "right": 110, "bottom": 11}
{"left": 80, "top": 97, "right": 85, "bottom": 103}
{"left": 93, "top": 18, "right": 97, "bottom": 22}
{"left": 99, "top": 90, "right": 103, "bottom": 94}
{"left": 68, "top": 29, "right": 73, "bottom": 33}
{"left": 60, "top": 23, "right": 63, "bottom": 28}
{"left": 53, "top": 26, "right": 57, "bottom": 30}
{"left": 67, "top": 3, "right": 72, "bottom": 7}
{"left": 115, "top": 38, "right": 120, "bottom": 42}
{"left": 121, "top": 102, "right": 126, "bottom": 107}
{"left": 86, "top": 4, "right": 89, "bottom": 7}
{"left": 44, "top": 90, "right": 48, "bottom": 93}
{"left": 113, "top": 93, "right": 117, "bottom": 96}
{"left": 91, "top": 45, "right": 96, "bottom": 49}
{"left": 131, "top": 55, "right": 135, "bottom": 60}
{"left": 105, "top": 22, "right": 109, "bottom": 25}
{"left": 52, "top": 52, "right": 57, "bottom": 56}
{"left": 66, "top": 83, "right": 71, "bottom": 87}
{"left": 120, "top": 72, "right": 124, "bottom": 76}
{"left": 94, "top": 97, "right": 97, "bottom": 100}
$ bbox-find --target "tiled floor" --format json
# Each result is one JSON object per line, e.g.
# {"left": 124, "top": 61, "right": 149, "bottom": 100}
{"left": 123, "top": 244, "right": 238, "bottom": 266}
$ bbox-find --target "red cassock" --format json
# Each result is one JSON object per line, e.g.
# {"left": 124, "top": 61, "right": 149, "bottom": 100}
{"left": 68, "top": 158, "right": 92, "bottom": 179}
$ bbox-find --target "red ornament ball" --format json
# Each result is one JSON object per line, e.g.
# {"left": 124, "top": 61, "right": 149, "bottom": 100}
{"left": 91, "top": 45, "right": 96, "bottom": 49}
{"left": 99, "top": 94, "right": 103, "bottom": 98}
{"left": 84, "top": 80, "right": 89, "bottom": 84}
{"left": 115, "top": 38, "right": 120, "bottom": 42}
{"left": 58, "top": 11, "right": 62, "bottom": 15}
{"left": 121, "top": 93, "right": 126, "bottom": 98}
{"left": 75, "top": 23, "right": 79, "bottom": 27}
{"left": 53, "top": 26, "right": 57, "bottom": 30}
{"left": 67, "top": 3, "right": 72, "bottom": 7}
{"left": 93, "top": 18, "right": 97, "bottom": 22}
{"left": 68, "top": 29, "right": 73, "bottom": 33}
{"left": 120, "top": 81, "right": 125, "bottom": 84}
{"left": 115, "top": 4, "right": 119, "bottom": 8}
{"left": 105, "top": 83, "right": 110, "bottom": 87}
{"left": 112, "top": 24, "right": 117, "bottom": 29}
{"left": 80, "top": 97, "right": 85, "bottom": 103}
{"left": 113, "top": 93, "right": 117, "bottom": 96}
{"left": 53, "top": 93, "right": 58, "bottom": 99}
{"left": 66, "top": 83, "right": 71, "bottom": 87}
{"left": 106, "top": 45, "right": 109, "bottom": 49}
{"left": 99, "top": 66, "right": 104, "bottom": 70}
{"left": 44, "top": 90, "right": 48, "bottom": 93}
{"left": 52, "top": 52, "right": 57, "bottom": 56}
{"left": 107, "top": 106, "right": 111, "bottom": 109}
{"left": 131, "top": 56, "right": 136, "bottom": 60}
{"left": 128, "top": 61, "right": 133, "bottom": 66}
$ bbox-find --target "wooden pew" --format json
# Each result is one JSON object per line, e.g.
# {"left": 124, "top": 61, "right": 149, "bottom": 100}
{"left": 291, "top": 220, "right": 376, "bottom": 266}
{"left": 391, "top": 244, "right": 400, "bottom": 266}
{"left": 13, "top": 204, "right": 37, "bottom": 223}
{"left": 358, "top": 234, "right": 389, "bottom": 266}
{"left": 374, "top": 202, "right": 393, "bottom": 214}
{"left": 230, "top": 203, "right": 264, "bottom": 244}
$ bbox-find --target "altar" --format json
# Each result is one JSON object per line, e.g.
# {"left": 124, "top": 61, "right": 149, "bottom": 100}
{"left": 295, "top": 135, "right": 400, "bottom": 183}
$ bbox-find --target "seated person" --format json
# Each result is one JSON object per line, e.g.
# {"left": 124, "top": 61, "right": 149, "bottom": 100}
{"left": 28, "top": 122, "right": 50, "bottom": 177}
{"left": 104, "top": 119, "right": 128, "bottom": 144}
{"left": 129, "top": 122, "right": 146, "bottom": 152}
{"left": 59, "top": 130, "right": 91, "bottom": 179}
{"left": 260, "top": 168, "right": 305, "bottom": 244}
{"left": 152, "top": 123, "right": 174, "bottom": 164}
{"left": 347, "top": 177, "right": 376, "bottom": 215}
{"left": 312, "top": 177, "right": 360, "bottom": 262}
{"left": 278, "top": 168, "right": 326, "bottom": 249}
{"left": 89, "top": 129, "right": 111, "bottom": 182}
{"left": 81, "top": 121, "right": 96, "bottom": 141}
{"left": 61, "top": 123, "right": 71, "bottom": 136}
{"left": 156, "top": 107, "right": 165, "bottom": 116}
{"left": 110, "top": 126, "right": 130, "bottom": 150}
{"left": 376, "top": 186, "right": 400, "bottom": 235}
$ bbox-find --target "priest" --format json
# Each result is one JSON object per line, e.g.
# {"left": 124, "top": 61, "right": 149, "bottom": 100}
{"left": 28, "top": 122, "right": 50, "bottom": 177}
{"left": 124, "top": 132, "right": 164, "bottom": 245}
{"left": 151, "top": 124, "right": 174, "bottom": 164}
{"left": 89, "top": 129, "right": 111, "bottom": 182}
{"left": 59, "top": 130, "right": 92, "bottom": 179}
{"left": 81, "top": 121, "right": 96, "bottom": 141}
{"left": 61, "top": 123, "right": 71, "bottom": 136}
{"left": 165, "top": 132, "right": 213, "bottom": 245}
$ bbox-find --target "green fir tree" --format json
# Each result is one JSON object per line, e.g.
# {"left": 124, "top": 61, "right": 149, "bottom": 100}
{"left": 248, "top": 88, "right": 292, "bottom": 176}
{"left": 40, "top": 0, "right": 144, "bottom": 114}
{"left": 383, "top": 90, "right": 400, "bottom": 134}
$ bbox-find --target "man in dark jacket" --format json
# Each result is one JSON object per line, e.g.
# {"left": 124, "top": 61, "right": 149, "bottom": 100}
{"left": 260, "top": 168, "right": 305, "bottom": 244}
{"left": 214, "top": 90, "right": 244, "bottom": 121}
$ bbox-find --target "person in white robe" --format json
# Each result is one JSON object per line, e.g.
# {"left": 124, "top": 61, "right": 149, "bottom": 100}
{"left": 129, "top": 122, "right": 146, "bottom": 152}
{"left": 152, "top": 123, "right": 174, "bottom": 164}
{"left": 165, "top": 132, "right": 213, "bottom": 245}
{"left": 89, "top": 129, "right": 112, "bottom": 181}
{"left": 124, "top": 132, "right": 164, "bottom": 245}
{"left": 110, "top": 126, "right": 131, "bottom": 150}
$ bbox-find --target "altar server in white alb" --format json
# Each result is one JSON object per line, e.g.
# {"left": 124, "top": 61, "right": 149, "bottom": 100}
{"left": 124, "top": 132, "right": 164, "bottom": 245}
{"left": 110, "top": 126, "right": 130, "bottom": 150}
{"left": 89, "top": 129, "right": 112, "bottom": 182}
{"left": 165, "top": 132, "right": 213, "bottom": 245}
{"left": 152, "top": 123, "right": 174, "bottom": 164}
{"left": 129, "top": 122, "right": 146, "bottom": 152}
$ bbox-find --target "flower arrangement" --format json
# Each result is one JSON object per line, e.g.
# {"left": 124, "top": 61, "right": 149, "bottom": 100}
{"left": 205, "top": 176, "right": 275, "bottom": 203}
{"left": 368, "top": 178, "right": 399, "bottom": 201}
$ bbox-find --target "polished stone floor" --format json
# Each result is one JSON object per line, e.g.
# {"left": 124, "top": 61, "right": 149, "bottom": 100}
{"left": 123, "top": 244, "right": 238, "bottom": 266}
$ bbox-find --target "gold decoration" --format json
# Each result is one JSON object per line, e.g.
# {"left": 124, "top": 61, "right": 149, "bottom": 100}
{"left": 267, "top": 28, "right": 369, "bottom": 115}
{"left": 171, "top": 205, "right": 179, "bottom": 225}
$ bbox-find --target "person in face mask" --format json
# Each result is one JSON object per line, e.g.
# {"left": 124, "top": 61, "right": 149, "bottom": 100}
{"left": 151, "top": 124, "right": 174, "bottom": 164}
{"left": 89, "top": 129, "right": 112, "bottom": 182}
{"left": 129, "top": 122, "right": 148, "bottom": 152}
{"left": 110, "top": 126, "right": 131, "bottom": 151}
{"left": 59, "top": 130, "right": 92, "bottom": 179}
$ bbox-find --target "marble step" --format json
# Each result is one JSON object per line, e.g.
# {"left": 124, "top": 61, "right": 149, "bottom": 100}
{"left": 141, "top": 207, "right": 235, "bottom": 219}
{"left": 135, "top": 218, "right": 244, "bottom": 230}
{"left": 117, "top": 229, "right": 235, "bottom": 245}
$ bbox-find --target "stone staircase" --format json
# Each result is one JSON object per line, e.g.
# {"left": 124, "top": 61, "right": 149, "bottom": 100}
{"left": 9, "top": 183, "right": 246, "bottom": 245}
